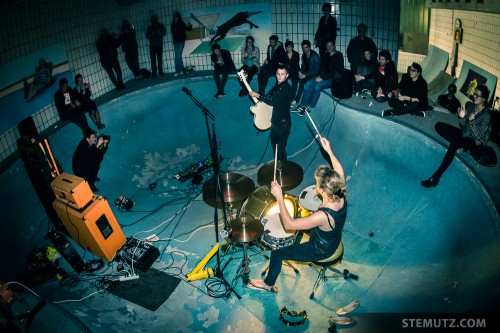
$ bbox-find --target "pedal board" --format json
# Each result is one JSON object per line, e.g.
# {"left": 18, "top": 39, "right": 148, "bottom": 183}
{"left": 118, "top": 237, "right": 160, "bottom": 272}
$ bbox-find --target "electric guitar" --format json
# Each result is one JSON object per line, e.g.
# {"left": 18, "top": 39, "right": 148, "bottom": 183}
{"left": 237, "top": 70, "right": 273, "bottom": 131}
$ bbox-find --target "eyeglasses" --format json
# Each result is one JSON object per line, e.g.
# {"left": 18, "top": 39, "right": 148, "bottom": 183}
{"left": 473, "top": 93, "right": 483, "bottom": 98}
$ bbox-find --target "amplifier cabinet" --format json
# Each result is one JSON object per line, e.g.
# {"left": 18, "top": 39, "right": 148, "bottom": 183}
{"left": 51, "top": 173, "right": 93, "bottom": 209}
{"left": 53, "top": 195, "right": 126, "bottom": 262}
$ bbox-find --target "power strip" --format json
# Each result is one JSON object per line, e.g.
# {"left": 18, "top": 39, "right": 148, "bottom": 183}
{"left": 119, "top": 275, "right": 139, "bottom": 282}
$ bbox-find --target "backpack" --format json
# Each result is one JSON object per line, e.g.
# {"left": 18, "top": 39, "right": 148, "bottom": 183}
{"left": 331, "top": 68, "right": 353, "bottom": 100}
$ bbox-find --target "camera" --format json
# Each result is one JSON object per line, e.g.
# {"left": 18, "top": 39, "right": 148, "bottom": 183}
{"left": 98, "top": 134, "right": 111, "bottom": 142}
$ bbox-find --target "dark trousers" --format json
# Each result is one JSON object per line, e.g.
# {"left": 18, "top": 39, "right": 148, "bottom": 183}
{"left": 264, "top": 239, "right": 328, "bottom": 286}
{"left": 101, "top": 59, "right": 123, "bottom": 88}
{"left": 125, "top": 49, "right": 140, "bottom": 77}
{"left": 295, "top": 77, "right": 313, "bottom": 103}
{"left": 213, "top": 68, "right": 231, "bottom": 94}
{"left": 257, "top": 64, "right": 275, "bottom": 95}
{"left": 433, "top": 122, "right": 477, "bottom": 178}
{"left": 149, "top": 45, "right": 163, "bottom": 74}
{"left": 239, "top": 64, "right": 259, "bottom": 85}
{"left": 62, "top": 110, "right": 91, "bottom": 134}
{"left": 387, "top": 99, "right": 420, "bottom": 115}
{"left": 271, "top": 120, "right": 290, "bottom": 161}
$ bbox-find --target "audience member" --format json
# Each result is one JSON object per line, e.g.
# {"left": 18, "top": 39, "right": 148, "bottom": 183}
{"left": 257, "top": 35, "right": 285, "bottom": 95}
{"left": 314, "top": 3, "right": 338, "bottom": 67}
{"left": 210, "top": 43, "right": 236, "bottom": 99}
{"left": 74, "top": 74, "right": 105, "bottom": 130}
{"left": 119, "top": 20, "right": 141, "bottom": 78}
{"left": 382, "top": 62, "right": 428, "bottom": 118}
{"left": 54, "top": 78, "right": 91, "bottom": 133}
{"left": 72, "top": 129, "right": 109, "bottom": 193}
{"left": 353, "top": 47, "right": 378, "bottom": 94}
{"left": 146, "top": 14, "right": 167, "bottom": 78}
{"left": 247, "top": 137, "right": 346, "bottom": 293}
{"left": 23, "top": 58, "right": 55, "bottom": 101}
{"left": 294, "top": 40, "right": 320, "bottom": 106}
{"left": 295, "top": 41, "right": 343, "bottom": 116}
{"left": 373, "top": 50, "right": 398, "bottom": 102}
{"left": 171, "top": 12, "right": 192, "bottom": 76}
{"left": 421, "top": 85, "right": 492, "bottom": 188}
{"left": 249, "top": 65, "right": 293, "bottom": 161}
{"left": 347, "top": 23, "right": 377, "bottom": 75}
{"left": 238, "top": 36, "right": 261, "bottom": 97}
{"left": 96, "top": 28, "right": 125, "bottom": 90}
{"left": 437, "top": 84, "right": 461, "bottom": 114}
{"left": 281, "top": 41, "right": 300, "bottom": 105}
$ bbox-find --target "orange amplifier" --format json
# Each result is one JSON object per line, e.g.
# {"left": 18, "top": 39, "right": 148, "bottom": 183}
{"left": 51, "top": 173, "right": 93, "bottom": 209}
{"left": 53, "top": 195, "right": 126, "bottom": 262}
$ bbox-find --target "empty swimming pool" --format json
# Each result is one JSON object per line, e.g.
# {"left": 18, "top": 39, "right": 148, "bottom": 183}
{"left": 2, "top": 77, "right": 499, "bottom": 332}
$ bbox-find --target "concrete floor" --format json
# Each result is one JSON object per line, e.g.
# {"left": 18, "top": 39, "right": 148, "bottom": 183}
{"left": 1, "top": 71, "right": 499, "bottom": 333}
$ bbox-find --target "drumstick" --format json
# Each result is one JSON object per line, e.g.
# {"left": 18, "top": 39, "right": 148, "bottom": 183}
{"left": 305, "top": 110, "right": 322, "bottom": 139}
{"left": 274, "top": 144, "right": 278, "bottom": 182}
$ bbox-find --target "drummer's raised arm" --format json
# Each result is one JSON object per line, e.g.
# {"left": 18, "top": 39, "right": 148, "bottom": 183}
{"left": 320, "top": 137, "right": 345, "bottom": 183}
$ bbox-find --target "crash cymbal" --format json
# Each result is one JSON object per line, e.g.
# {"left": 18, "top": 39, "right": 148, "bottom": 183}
{"left": 230, "top": 215, "right": 264, "bottom": 243}
{"left": 202, "top": 173, "right": 255, "bottom": 208}
{"left": 257, "top": 160, "right": 303, "bottom": 191}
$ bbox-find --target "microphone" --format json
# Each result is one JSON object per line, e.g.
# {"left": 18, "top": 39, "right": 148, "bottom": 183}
{"left": 182, "top": 86, "right": 191, "bottom": 93}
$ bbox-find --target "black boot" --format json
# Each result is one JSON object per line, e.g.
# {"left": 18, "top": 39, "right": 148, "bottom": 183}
{"left": 421, "top": 175, "right": 440, "bottom": 188}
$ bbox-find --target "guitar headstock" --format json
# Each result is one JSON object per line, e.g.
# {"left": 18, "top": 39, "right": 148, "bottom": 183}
{"left": 237, "top": 70, "right": 247, "bottom": 81}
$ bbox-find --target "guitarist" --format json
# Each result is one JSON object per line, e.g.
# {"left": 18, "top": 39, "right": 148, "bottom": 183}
{"left": 249, "top": 65, "right": 293, "bottom": 161}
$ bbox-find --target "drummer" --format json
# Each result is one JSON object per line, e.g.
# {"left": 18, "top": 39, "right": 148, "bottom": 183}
{"left": 247, "top": 137, "right": 347, "bottom": 293}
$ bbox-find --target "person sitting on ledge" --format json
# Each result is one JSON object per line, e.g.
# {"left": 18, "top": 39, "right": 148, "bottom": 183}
{"left": 54, "top": 77, "right": 91, "bottom": 134}
{"left": 437, "top": 83, "right": 461, "bottom": 114}
{"left": 381, "top": 62, "right": 428, "bottom": 118}
{"left": 74, "top": 74, "right": 105, "bottom": 129}
{"left": 373, "top": 49, "right": 398, "bottom": 103}
{"left": 247, "top": 137, "right": 346, "bottom": 293}
{"left": 421, "top": 85, "right": 492, "bottom": 188}
{"left": 23, "top": 58, "right": 56, "bottom": 101}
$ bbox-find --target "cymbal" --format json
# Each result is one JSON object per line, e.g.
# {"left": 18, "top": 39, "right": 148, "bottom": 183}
{"left": 202, "top": 173, "right": 255, "bottom": 208}
{"left": 257, "top": 160, "right": 303, "bottom": 191}
{"left": 230, "top": 215, "right": 264, "bottom": 243}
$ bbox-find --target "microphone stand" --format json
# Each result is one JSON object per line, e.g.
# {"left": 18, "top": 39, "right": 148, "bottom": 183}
{"left": 181, "top": 87, "right": 240, "bottom": 299}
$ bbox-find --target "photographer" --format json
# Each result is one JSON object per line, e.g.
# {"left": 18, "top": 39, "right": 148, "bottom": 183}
{"left": 72, "top": 129, "right": 110, "bottom": 192}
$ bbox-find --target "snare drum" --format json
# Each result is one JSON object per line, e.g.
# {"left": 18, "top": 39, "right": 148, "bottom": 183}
{"left": 261, "top": 213, "right": 297, "bottom": 249}
{"left": 298, "top": 185, "right": 322, "bottom": 213}
{"left": 239, "top": 186, "right": 298, "bottom": 220}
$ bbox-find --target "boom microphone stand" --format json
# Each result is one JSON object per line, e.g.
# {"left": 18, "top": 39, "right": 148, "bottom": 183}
{"left": 181, "top": 86, "right": 240, "bottom": 299}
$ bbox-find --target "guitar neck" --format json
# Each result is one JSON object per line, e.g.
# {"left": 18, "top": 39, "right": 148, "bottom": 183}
{"left": 241, "top": 76, "right": 259, "bottom": 104}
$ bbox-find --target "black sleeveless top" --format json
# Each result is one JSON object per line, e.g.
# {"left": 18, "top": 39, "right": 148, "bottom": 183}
{"left": 308, "top": 201, "right": 347, "bottom": 256}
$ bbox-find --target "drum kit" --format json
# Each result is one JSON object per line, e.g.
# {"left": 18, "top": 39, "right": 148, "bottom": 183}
{"left": 201, "top": 161, "right": 324, "bottom": 286}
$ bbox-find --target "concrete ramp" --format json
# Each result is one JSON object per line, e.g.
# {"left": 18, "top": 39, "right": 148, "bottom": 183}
{"left": 421, "top": 44, "right": 449, "bottom": 84}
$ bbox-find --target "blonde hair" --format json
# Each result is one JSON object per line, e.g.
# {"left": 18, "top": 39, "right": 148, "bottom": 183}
{"left": 314, "top": 165, "right": 346, "bottom": 202}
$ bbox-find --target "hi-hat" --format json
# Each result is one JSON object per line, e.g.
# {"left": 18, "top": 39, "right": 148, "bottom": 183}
{"left": 230, "top": 215, "right": 264, "bottom": 243}
{"left": 257, "top": 160, "right": 303, "bottom": 191}
{"left": 202, "top": 173, "right": 255, "bottom": 208}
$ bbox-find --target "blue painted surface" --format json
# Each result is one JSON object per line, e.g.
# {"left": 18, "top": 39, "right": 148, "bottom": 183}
{"left": 1, "top": 77, "right": 498, "bottom": 332}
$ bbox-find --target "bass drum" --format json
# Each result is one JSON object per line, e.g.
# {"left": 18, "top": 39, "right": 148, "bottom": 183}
{"left": 238, "top": 186, "right": 297, "bottom": 220}
{"left": 261, "top": 213, "right": 296, "bottom": 249}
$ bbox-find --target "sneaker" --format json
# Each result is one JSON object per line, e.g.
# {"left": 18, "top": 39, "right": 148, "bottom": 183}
{"left": 174, "top": 73, "right": 179, "bottom": 77}
{"left": 414, "top": 110, "right": 426, "bottom": 117}
{"left": 218, "top": 92, "right": 226, "bottom": 98}
{"left": 290, "top": 100, "right": 297, "bottom": 107}
{"left": 381, "top": 109, "right": 393, "bottom": 117}
{"left": 292, "top": 105, "right": 304, "bottom": 113}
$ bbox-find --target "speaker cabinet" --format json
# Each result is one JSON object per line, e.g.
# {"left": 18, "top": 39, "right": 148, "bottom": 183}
{"left": 51, "top": 173, "right": 93, "bottom": 209}
{"left": 53, "top": 195, "right": 126, "bottom": 262}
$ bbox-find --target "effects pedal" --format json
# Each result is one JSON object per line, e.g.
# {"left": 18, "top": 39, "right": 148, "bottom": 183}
{"left": 174, "top": 154, "right": 220, "bottom": 182}
{"left": 114, "top": 196, "right": 134, "bottom": 211}
{"left": 118, "top": 237, "right": 160, "bottom": 272}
